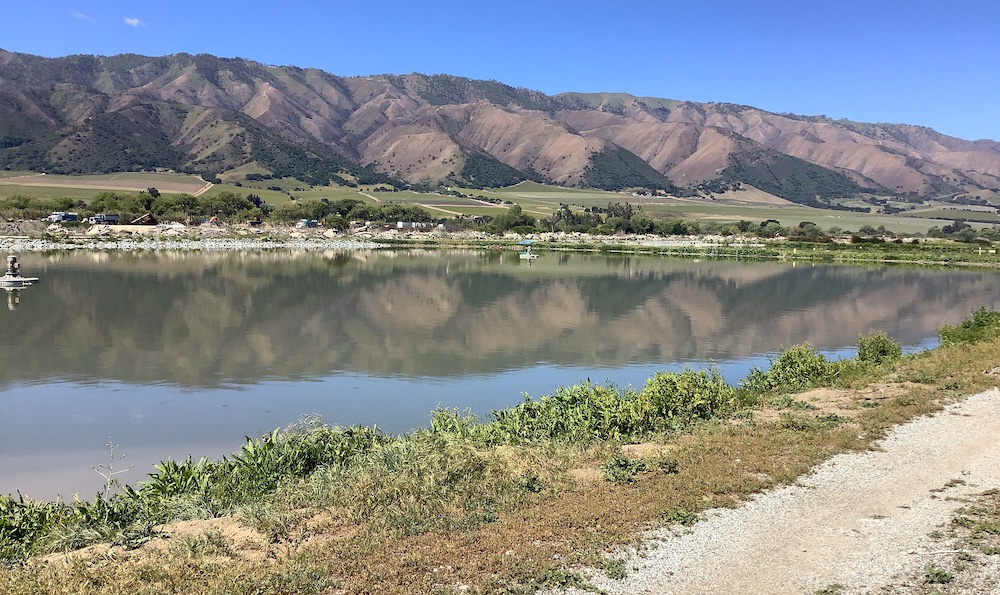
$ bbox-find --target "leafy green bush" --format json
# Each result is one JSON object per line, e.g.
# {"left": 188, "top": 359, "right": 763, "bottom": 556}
{"left": 432, "top": 371, "right": 741, "bottom": 447}
{"left": 740, "top": 343, "right": 834, "bottom": 395}
{"left": 856, "top": 331, "right": 902, "bottom": 365}
{"left": 638, "top": 368, "right": 738, "bottom": 425}
{"left": 940, "top": 307, "right": 1000, "bottom": 345}
{"left": 0, "top": 495, "right": 61, "bottom": 563}
{"left": 483, "top": 382, "right": 646, "bottom": 443}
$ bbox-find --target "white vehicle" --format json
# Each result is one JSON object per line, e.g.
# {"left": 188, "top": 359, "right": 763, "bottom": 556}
{"left": 48, "top": 211, "right": 79, "bottom": 223}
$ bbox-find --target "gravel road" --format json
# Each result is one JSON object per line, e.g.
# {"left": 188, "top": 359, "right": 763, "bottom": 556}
{"left": 553, "top": 388, "right": 1000, "bottom": 595}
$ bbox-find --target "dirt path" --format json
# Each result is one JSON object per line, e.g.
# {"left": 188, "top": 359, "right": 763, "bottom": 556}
{"left": 420, "top": 203, "right": 463, "bottom": 216}
{"left": 193, "top": 181, "right": 213, "bottom": 197}
{"left": 572, "top": 388, "right": 1000, "bottom": 595}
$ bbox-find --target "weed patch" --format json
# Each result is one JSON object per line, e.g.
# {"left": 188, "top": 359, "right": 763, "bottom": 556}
{"left": 600, "top": 456, "right": 649, "bottom": 484}
{"left": 940, "top": 306, "right": 1000, "bottom": 345}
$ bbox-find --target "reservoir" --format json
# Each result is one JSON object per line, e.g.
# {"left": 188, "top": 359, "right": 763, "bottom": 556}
{"left": 1, "top": 249, "right": 997, "bottom": 499}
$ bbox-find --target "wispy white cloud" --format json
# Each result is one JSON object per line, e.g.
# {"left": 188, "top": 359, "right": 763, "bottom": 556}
{"left": 71, "top": 11, "right": 96, "bottom": 24}
{"left": 123, "top": 17, "right": 145, "bottom": 28}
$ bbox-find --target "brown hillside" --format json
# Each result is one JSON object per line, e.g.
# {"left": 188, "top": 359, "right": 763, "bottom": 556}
{"left": 1, "top": 49, "right": 999, "bottom": 202}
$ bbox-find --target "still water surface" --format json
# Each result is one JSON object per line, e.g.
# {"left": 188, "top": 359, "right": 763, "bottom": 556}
{"left": 1, "top": 249, "right": 997, "bottom": 499}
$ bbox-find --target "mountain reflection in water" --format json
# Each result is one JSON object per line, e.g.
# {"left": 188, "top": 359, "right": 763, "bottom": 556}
{"left": 0, "top": 249, "right": 996, "bottom": 498}
{"left": 1, "top": 250, "right": 993, "bottom": 386}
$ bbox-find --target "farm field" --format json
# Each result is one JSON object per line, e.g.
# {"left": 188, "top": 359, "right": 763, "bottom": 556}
{"left": 474, "top": 182, "right": 953, "bottom": 234}
{"left": 368, "top": 190, "right": 508, "bottom": 217}
{"left": 0, "top": 171, "right": 990, "bottom": 236}
{"left": 907, "top": 207, "right": 1000, "bottom": 223}
{"left": 0, "top": 171, "right": 33, "bottom": 179}
{"left": 0, "top": 172, "right": 208, "bottom": 199}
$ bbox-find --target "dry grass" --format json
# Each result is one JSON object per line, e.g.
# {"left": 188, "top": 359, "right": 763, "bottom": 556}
{"left": 2, "top": 337, "right": 998, "bottom": 594}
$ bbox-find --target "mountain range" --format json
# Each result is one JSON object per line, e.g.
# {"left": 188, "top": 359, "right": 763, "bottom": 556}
{"left": 2, "top": 49, "right": 999, "bottom": 206}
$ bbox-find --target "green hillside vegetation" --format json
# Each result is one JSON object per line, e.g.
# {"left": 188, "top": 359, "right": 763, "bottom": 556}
{"left": 0, "top": 89, "right": 400, "bottom": 190}
{"left": 0, "top": 93, "right": 60, "bottom": 153}
{"left": 583, "top": 146, "right": 686, "bottom": 193}
{"left": 455, "top": 152, "right": 545, "bottom": 188}
{"left": 719, "top": 149, "right": 875, "bottom": 207}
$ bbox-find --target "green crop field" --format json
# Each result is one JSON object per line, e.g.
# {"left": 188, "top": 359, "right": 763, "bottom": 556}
{"left": 0, "top": 172, "right": 207, "bottom": 200}
{"left": 0, "top": 181, "right": 98, "bottom": 202}
{"left": 905, "top": 208, "right": 1000, "bottom": 223}
{"left": 454, "top": 182, "right": 949, "bottom": 234}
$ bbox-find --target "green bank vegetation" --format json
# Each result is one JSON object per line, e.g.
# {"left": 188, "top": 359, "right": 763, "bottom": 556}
{"left": 2, "top": 309, "right": 1000, "bottom": 593}
{"left": 3, "top": 180, "right": 998, "bottom": 245}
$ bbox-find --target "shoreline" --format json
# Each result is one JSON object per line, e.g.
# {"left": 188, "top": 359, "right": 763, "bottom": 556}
{"left": 0, "top": 224, "right": 750, "bottom": 253}
{"left": 3, "top": 227, "right": 998, "bottom": 271}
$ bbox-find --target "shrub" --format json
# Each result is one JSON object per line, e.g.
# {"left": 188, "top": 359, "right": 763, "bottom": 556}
{"left": 659, "top": 508, "right": 700, "bottom": 526}
{"left": 856, "top": 331, "right": 902, "bottom": 365}
{"left": 600, "top": 455, "right": 648, "bottom": 484}
{"left": 638, "top": 368, "right": 737, "bottom": 425}
{"left": 769, "top": 344, "right": 831, "bottom": 389}
{"left": 741, "top": 344, "right": 834, "bottom": 395}
{"left": 940, "top": 306, "right": 1000, "bottom": 345}
{"left": 923, "top": 564, "right": 954, "bottom": 584}
{"left": 481, "top": 382, "right": 648, "bottom": 443}
{"left": 0, "top": 495, "right": 63, "bottom": 562}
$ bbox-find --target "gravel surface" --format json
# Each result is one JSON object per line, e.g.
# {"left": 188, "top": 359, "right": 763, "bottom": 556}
{"left": 0, "top": 223, "right": 752, "bottom": 253}
{"left": 551, "top": 388, "right": 1000, "bottom": 595}
{"left": 0, "top": 236, "right": 386, "bottom": 252}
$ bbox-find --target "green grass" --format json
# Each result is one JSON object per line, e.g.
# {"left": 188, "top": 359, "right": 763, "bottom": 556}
{"left": 428, "top": 205, "right": 508, "bottom": 216}
{"left": 0, "top": 182, "right": 94, "bottom": 202}
{"left": 233, "top": 177, "right": 312, "bottom": 192}
{"left": 0, "top": 172, "right": 206, "bottom": 201}
{"left": 463, "top": 182, "right": 955, "bottom": 234}
{"left": 908, "top": 209, "right": 1000, "bottom": 223}
{"left": 68, "top": 172, "right": 205, "bottom": 184}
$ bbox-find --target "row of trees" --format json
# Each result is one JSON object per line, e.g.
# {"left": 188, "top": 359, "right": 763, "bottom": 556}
{"left": 2, "top": 191, "right": 997, "bottom": 244}
{"left": 0, "top": 192, "right": 436, "bottom": 229}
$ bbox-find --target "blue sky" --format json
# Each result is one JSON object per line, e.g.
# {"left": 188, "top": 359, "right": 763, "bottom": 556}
{"left": 2, "top": 0, "right": 998, "bottom": 141}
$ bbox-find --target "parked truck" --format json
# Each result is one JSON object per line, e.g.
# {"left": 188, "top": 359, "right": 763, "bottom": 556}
{"left": 48, "top": 211, "right": 79, "bottom": 223}
{"left": 88, "top": 213, "right": 120, "bottom": 225}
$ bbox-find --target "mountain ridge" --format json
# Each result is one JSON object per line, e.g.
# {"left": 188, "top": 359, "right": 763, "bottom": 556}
{"left": 1, "top": 48, "right": 998, "bottom": 205}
